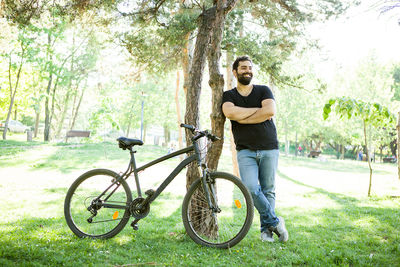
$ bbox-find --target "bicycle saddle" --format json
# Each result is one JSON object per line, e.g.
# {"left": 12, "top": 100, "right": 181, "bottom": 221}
{"left": 117, "top": 137, "right": 144, "bottom": 150}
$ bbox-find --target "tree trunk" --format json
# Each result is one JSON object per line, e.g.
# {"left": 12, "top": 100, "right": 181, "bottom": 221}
{"left": 182, "top": 32, "right": 192, "bottom": 96}
{"left": 14, "top": 104, "right": 17, "bottom": 120}
{"left": 206, "top": 3, "right": 227, "bottom": 172}
{"left": 34, "top": 112, "right": 40, "bottom": 138}
{"left": 340, "top": 145, "right": 345, "bottom": 160}
{"left": 184, "top": 6, "right": 216, "bottom": 189}
{"left": 143, "top": 124, "right": 147, "bottom": 143}
{"left": 3, "top": 47, "right": 25, "bottom": 140}
{"left": 226, "top": 48, "right": 239, "bottom": 176}
{"left": 363, "top": 120, "right": 373, "bottom": 197}
{"left": 56, "top": 38, "right": 77, "bottom": 138}
{"left": 44, "top": 32, "right": 53, "bottom": 142}
{"left": 55, "top": 88, "right": 72, "bottom": 138}
{"left": 285, "top": 130, "right": 289, "bottom": 156}
{"left": 185, "top": 0, "right": 238, "bottom": 241}
{"left": 69, "top": 86, "right": 85, "bottom": 131}
{"left": 163, "top": 125, "right": 170, "bottom": 146}
{"left": 397, "top": 111, "right": 400, "bottom": 180}
{"left": 126, "top": 102, "right": 135, "bottom": 137}
{"left": 175, "top": 70, "right": 184, "bottom": 156}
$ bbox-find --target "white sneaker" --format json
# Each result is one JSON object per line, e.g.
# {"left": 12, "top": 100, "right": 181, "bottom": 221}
{"left": 269, "top": 216, "right": 289, "bottom": 243}
{"left": 260, "top": 230, "right": 274, "bottom": 242}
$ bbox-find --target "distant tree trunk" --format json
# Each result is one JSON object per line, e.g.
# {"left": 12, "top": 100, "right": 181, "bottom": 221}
{"left": 143, "top": 124, "right": 147, "bottom": 143}
{"left": 56, "top": 36, "right": 77, "bottom": 138}
{"left": 44, "top": 30, "right": 77, "bottom": 141}
{"left": 34, "top": 112, "right": 40, "bottom": 138}
{"left": 14, "top": 104, "right": 17, "bottom": 120}
{"left": 56, "top": 87, "right": 72, "bottom": 138}
{"left": 363, "top": 120, "right": 373, "bottom": 197}
{"left": 44, "top": 33, "right": 53, "bottom": 142}
{"left": 397, "top": 111, "right": 400, "bottom": 180}
{"left": 126, "top": 102, "right": 135, "bottom": 137}
{"left": 340, "top": 145, "right": 345, "bottom": 160}
{"left": 69, "top": 86, "right": 85, "bottom": 130}
{"left": 163, "top": 125, "right": 170, "bottom": 146}
{"left": 175, "top": 70, "right": 183, "bottom": 150}
{"left": 3, "top": 47, "right": 25, "bottom": 140}
{"left": 285, "top": 130, "right": 289, "bottom": 156}
{"left": 177, "top": 32, "right": 193, "bottom": 159}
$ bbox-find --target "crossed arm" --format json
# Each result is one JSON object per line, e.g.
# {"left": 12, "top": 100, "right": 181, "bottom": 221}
{"left": 222, "top": 99, "right": 276, "bottom": 124}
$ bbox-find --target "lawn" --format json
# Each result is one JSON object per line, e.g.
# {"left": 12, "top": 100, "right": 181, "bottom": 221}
{"left": 0, "top": 139, "right": 399, "bottom": 266}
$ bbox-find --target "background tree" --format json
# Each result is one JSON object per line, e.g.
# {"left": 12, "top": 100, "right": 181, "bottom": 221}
{"left": 391, "top": 65, "right": 400, "bottom": 179}
{"left": 323, "top": 97, "right": 395, "bottom": 196}
{"left": 1, "top": 26, "right": 37, "bottom": 140}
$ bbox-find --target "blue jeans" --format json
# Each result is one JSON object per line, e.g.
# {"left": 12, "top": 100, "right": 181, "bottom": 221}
{"left": 237, "top": 149, "right": 279, "bottom": 232}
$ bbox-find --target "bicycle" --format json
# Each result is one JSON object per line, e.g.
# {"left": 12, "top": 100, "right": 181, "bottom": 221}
{"left": 64, "top": 124, "right": 254, "bottom": 248}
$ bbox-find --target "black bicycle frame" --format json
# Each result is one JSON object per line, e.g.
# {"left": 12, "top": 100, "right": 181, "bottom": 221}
{"left": 133, "top": 145, "right": 197, "bottom": 204}
{"left": 100, "top": 131, "right": 216, "bottom": 216}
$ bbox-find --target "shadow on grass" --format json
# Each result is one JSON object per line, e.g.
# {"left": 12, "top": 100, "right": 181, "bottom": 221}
{"left": 275, "top": 169, "right": 400, "bottom": 266}
{"left": 0, "top": 140, "right": 46, "bottom": 159}
{"left": 279, "top": 155, "right": 391, "bottom": 175}
{"left": 2, "top": 170, "right": 400, "bottom": 266}
{"left": 278, "top": 170, "right": 360, "bottom": 206}
{"left": 279, "top": 204, "right": 400, "bottom": 266}
{"left": 4, "top": 142, "right": 179, "bottom": 174}
{"left": 0, "top": 192, "right": 196, "bottom": 266}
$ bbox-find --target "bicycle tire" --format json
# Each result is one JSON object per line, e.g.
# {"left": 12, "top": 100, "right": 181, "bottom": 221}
{"left": 64, "top": 169, "right": 132, "bottom": 239}
{"left": 182, "top": 172, "right": 254, "bottom": 248}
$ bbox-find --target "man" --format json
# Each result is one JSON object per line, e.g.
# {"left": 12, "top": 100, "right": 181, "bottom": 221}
{"left": 222, "top": 56, "right": 288, "bottom": 243}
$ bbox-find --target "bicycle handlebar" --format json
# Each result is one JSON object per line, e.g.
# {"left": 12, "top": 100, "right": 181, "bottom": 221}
{"left": 180, "top": 123, "right": 221, "bottom": 142}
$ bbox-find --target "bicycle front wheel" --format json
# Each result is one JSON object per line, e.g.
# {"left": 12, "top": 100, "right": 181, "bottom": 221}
{"left": 182, "top": 172, "right": 254, "bottom": 248}
{"left": 64, "top": 169, "right": 132, "bottom": 239}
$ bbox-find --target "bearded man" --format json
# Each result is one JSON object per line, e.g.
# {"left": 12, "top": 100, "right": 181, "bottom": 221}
{"left": 222, "top": 56, "right": 289, "bottom": 243}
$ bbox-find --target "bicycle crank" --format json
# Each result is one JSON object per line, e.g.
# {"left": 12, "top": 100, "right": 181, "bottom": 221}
{"left": 129, "top": 197, "right": 150, "bottom": 219}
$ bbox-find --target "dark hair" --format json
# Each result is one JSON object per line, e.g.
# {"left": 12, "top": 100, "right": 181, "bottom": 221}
{"left": 232, "top": 56, "right": 252, "bottom": 71}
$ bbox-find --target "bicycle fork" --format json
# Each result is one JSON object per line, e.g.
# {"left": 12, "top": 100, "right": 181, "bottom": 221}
{"left": 200, "top": 169, "right": 221, "bottom": 213}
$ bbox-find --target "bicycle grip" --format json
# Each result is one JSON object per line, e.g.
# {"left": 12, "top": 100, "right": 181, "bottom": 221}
{"left": 180, "top": 123, "right": 195, "bottom": 131}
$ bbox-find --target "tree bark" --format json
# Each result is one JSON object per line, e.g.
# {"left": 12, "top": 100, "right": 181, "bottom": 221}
{"left": 363, "top": 120, "right": 373, "bottom": 197}
{"left": 184, "top": 6, "right": 216, "bottom": 189}
{"left": 185, "top": 0, "right": 238, "bottom": 240}
{"left": 206, "top": 2, "right": 227, "bottom": 172}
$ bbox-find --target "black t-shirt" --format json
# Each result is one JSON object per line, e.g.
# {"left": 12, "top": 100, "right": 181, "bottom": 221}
{"left": 222, "top": 85, "right": 278, "bottom": 151}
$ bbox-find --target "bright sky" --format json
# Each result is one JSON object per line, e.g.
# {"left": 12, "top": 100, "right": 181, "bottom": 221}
{"left": 309, "top": 0, "right": 400, "bottom": 72}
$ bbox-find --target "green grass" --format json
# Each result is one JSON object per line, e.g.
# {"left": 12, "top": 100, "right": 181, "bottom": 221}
{"left": 0, "top": 140, "right": 399, "bottom": 266}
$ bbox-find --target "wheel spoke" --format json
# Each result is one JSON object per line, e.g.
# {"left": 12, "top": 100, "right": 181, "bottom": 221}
{"left": 64, "top": 169, "right": 132, "bottom": 239}
{"left": 182, "top": 173, "right": 254, "bottom": 248}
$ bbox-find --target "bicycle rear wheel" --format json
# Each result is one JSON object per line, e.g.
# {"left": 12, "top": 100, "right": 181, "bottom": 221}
{"left": 64, "top": 169, "right": 132, "bottom": 239}
{"left": 182, "top": 172, "right": 254, "bottom": 248}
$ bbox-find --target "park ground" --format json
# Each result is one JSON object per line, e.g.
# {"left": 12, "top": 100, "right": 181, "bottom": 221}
{"left": 0, "top": 134, "right": 399, "bottom": 266}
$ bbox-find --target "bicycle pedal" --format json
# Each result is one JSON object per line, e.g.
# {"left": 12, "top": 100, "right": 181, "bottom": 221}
{"left": 145, "top": 189, "right": 155, "bottom": 197}
{"left": 130, "top": 221, "right": 139, "bottom": 230}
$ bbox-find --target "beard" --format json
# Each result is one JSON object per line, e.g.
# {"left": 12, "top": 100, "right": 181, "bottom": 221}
{"left": 237, "top": 73, "right": 253, "bottom": 85}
